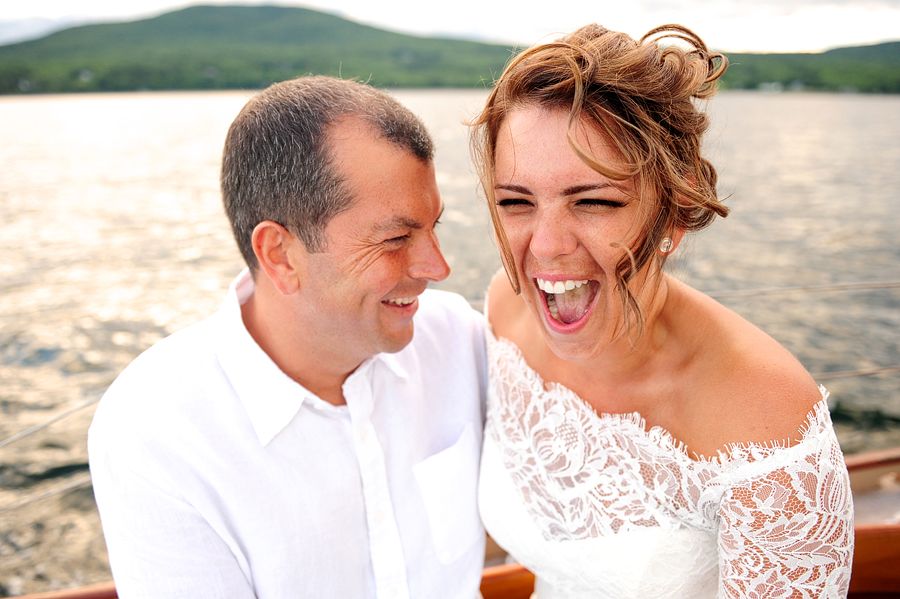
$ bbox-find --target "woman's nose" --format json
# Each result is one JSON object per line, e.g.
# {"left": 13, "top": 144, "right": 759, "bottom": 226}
{"left": 529, "top": 209, "right": 577, "bottom": 261}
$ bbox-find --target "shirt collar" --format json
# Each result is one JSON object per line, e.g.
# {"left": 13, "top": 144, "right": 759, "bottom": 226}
{"left": 214, "top": 269, "right": 410, "bottom": 446}
{"left": 215, "top": 269, "right": 312, "bottom": 446}
{"left": 360, "top": 351, "right": 409, "bottom": 382}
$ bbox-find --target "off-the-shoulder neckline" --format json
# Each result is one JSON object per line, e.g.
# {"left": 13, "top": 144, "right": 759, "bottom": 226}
{"left": 487, "top": 329, "right": 833, "bottom": 465}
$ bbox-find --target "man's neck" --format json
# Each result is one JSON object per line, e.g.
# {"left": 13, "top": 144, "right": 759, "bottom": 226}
{"left": 240, "top": 279, "right": 357, "bottom": 406}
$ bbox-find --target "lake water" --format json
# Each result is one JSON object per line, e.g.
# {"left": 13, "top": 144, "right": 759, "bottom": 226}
{"left": 0, "top": 88, "right": 899, "bottom": 592}
{"left": 2, "top": 88, "right": 898, "bottom": 447}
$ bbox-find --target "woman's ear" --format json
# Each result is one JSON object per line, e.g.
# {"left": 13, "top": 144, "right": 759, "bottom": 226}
{"left": 251, "top": 221, "right": 306, "bottom": 295}
{"left": 671, "top": 228, "right": 686, "bottom": 252}
{"left": 661, "top": 175, "right": 696, "bottom": 254}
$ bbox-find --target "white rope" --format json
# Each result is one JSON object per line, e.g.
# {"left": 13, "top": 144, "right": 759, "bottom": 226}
{"left": 706, "top": 280, "right": 900, "bottom": 299}
{"left": 814, "top": 365, "right": 900, "bottom": 381}
{"left": 0, "top": 473, "right": 93, "bottom": 514}
{"left": 0, "top": 394, "right": 101, "bottom": 449}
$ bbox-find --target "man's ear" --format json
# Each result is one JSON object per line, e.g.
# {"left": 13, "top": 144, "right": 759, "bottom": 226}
{"left": 251, "top": 221, "right": 306, "bottom": 295}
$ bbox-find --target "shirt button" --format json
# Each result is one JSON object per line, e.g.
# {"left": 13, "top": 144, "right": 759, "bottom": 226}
{"left": 359, "top": 427, "right": 368, "bottom": 440}
{"left": 388, "top": 589, "right": 397, "bottom": 598}
{"left": 374, "top": 511, "right": 384, "bottom": 523}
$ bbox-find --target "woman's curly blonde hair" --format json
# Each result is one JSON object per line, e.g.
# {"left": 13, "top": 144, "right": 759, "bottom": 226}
{"left": 471, "top": 23, "right": 730, "bottom": 338}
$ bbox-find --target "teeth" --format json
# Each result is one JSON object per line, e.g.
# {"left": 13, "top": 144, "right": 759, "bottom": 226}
{"left": 536, "top": 278, "right": 589, "bottom": 295}
{"left": 386, "top": 297, "right": 416, "bottom": 306}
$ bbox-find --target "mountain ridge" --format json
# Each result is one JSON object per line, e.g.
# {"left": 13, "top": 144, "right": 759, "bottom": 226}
{"left": 1, "top": 5, "right": 897, "bottom": 94}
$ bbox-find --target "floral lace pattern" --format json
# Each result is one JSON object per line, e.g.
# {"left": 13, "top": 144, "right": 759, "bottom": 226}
{"left": 484, "top": 332, "right": 854, "bottom": 598}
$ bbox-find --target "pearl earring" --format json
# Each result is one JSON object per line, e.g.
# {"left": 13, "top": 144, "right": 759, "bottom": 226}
{"left": 659, "top": 238, "right": 674, "bottom": 253}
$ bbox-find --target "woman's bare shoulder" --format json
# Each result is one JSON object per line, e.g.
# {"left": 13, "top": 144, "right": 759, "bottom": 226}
{"left": 670, "top": 283, "right": 824, "bottom": 454}
{"left": 713, "top": 337, "right": 822, "bottom": 446}
{"left": 486, "top": 269, "right": 531, "bottom": 339}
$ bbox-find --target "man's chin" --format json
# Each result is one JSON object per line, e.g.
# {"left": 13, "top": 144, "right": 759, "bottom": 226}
{"left": 379, "top": 325, "right": 415, "bottom": 355}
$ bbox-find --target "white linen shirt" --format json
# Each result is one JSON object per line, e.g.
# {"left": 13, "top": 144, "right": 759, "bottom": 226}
{"left": 88, "top": 270, "right": 488, "bottom": 599}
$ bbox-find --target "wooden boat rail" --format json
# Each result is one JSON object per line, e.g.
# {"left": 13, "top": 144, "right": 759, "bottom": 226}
{"left": 15, "top": 561, "right": 899, "bottom": 599}
{"left": 12, "top": 582, "right": 118, "bottom": 599}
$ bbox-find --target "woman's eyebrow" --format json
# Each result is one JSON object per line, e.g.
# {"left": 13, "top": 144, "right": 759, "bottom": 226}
{"left": 496, "top": 182, "right": 626, "bottom": 196}
{"left": 562, "top": 182, "right": 618, "bottom": 196}
{"left": 495, "top": 183, "right": 531, "bottom": 194}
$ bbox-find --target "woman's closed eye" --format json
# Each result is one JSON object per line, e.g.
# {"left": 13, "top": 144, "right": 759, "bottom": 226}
{"left": 576, "top": 198, "right": 627, "bottom": 208}
{"left": 498, "top": 198, "right": 533, "bottom": 207}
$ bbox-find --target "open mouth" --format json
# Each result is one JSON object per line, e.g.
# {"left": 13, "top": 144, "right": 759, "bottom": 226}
{"left": 536, "top": 278, "right": 599, "bottom": 325}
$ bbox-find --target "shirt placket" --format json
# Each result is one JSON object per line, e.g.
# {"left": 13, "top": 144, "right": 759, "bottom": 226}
{"left": 345, "top": 370, "right": 411, "bottom": 599}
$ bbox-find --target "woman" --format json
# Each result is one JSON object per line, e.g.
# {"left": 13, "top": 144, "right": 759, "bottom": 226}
{"left": 471, "top": 24, "right": 854, "bottom": 598}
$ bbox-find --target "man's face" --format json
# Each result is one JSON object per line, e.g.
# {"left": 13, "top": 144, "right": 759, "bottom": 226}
{"left": 294, "top": 119, "right": 450, "bottom": 366}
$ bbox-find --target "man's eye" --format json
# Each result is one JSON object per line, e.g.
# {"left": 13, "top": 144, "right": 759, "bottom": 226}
{"left": 386, "top": 234, "right": 410, "bottom": 244}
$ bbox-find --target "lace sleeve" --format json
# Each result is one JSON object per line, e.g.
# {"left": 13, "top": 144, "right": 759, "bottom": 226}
{"left": 716, "top": 426, "right": 854, "bottom": 599}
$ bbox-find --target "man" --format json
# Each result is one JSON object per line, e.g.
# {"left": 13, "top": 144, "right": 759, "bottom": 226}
{"left": 88, "top": 76, "right": 487, "bottom": 598}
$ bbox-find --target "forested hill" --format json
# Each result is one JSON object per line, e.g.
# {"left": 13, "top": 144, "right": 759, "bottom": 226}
{"left": 0, "top": 5, "right": 898, "bottom": 94}
{"left": 724, "top": 42, "right": 900, "bottom": 93}
{"left": 0, "top": 5, "right": 516, "bottom": 92}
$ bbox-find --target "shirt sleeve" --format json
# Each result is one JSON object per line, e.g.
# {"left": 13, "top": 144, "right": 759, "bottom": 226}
{"left": 89, "top": 429, "right": 256, "bottom": 599}
{"left": 715, "top": 437, "right": 854, "bottom": 599}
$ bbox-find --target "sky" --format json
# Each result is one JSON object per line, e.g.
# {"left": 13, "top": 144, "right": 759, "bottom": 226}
{"left": 2, "top": 0, "right": 900, "bottom": 53}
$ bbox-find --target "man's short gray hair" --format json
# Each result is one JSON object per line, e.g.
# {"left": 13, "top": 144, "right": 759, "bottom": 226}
{"left": 221, "top": 75, "right": 434, "bottom": 269}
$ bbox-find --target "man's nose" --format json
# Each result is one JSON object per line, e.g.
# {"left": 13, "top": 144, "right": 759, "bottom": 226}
{"left": 410, "top": 229, "right": 450, "bottom": 282}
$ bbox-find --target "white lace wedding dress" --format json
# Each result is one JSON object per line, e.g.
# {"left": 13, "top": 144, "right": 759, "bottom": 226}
{"left": 479, "top": 331, "right": 854, "bottom": 599}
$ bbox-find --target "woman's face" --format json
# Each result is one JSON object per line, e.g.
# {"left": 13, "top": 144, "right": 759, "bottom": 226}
{"left": 493, "top": 105, "right": 656, "bottom": 361}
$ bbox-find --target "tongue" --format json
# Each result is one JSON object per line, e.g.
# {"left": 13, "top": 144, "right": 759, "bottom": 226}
{"left": 553, "top": 283, "right": 595, "bottom": 324}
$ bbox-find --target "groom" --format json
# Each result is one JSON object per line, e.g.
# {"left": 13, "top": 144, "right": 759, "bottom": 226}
{"left": 89, "top": 76, "right": 488, "bottom": 598}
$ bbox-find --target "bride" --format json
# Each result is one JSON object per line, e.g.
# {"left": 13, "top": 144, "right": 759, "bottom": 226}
{"left": 471, "top": 23, "right": 854, "bottom": 598}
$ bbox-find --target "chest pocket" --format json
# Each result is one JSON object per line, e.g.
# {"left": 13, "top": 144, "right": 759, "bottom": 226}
{"left": 413, "top": 422, "right": 481, "bottom": 564}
